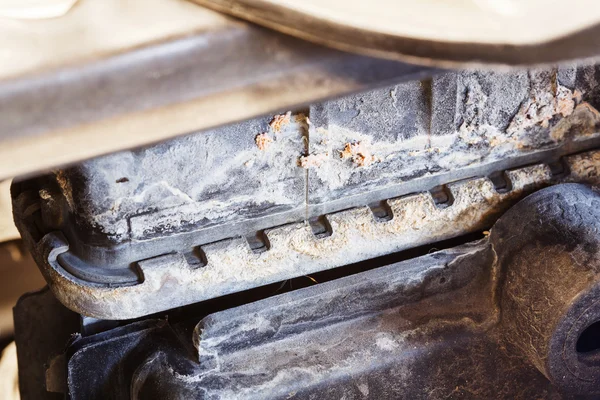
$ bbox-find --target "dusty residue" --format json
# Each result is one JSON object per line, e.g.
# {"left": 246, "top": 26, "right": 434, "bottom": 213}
{"left": 375, "top": 332, "right": 401, "bottom": 351}
{"left": 306, "top": 69, "right": 590, "bottom": 196}
{"left": 298, "top": 153, "right": 328, "bottom": 169}
{"left": 42, "top": 149, "right": 600, "bottom": 320}
{"left": 550, "top": 102, "right": 600, "bottom": 141}
{"left": 556, "top": 87, "right": 577, "bottom": 117}
{"left": 458, "top": 79, "right": 488, "bottom": 134}
{"left": 255, "top": 133, "right": 273, "bottom": 151}
{"left": 407, "top": 147, "right": 441, "bottom": 157}
{"left": 306, "top": 124, "right": 416, "bottom": 191}
{"left": 54, "top": 169, "right": 74, "bottom": 211}
{"left": 46, "top": 67, "right": 600, "bottom": 249}
{"left": 565, "top": 150, "right": 600, "bottom": 181}
{"left": 507, "top": 74, "right": 576, "bottom": 134}
{"left": 63, "top": 112, "right": 307, "bottom": 243}
{"left": 291, "top": 164, "right": 552, "bottom": 260}
{"left": 126, "top": 110, "right": 312, "bottom": 242}
{"left": 269, "top": 111, "right": 292, "bottom": 133}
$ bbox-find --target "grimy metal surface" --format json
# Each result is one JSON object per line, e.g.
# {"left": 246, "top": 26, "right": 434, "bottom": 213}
{"left": 13, "top": 149, "right": 600, "bottom": 320}
{"left": 16, "top": 184, "right": 600, "bottom": 398}
{"left": 0, "top": 0, "right": 432, "bottom": 180}
{"left": 12, "top": 64, "right": 600, "bottom": 319}
{"left": 18, "top": 65, "right": 600, "bottom": 270}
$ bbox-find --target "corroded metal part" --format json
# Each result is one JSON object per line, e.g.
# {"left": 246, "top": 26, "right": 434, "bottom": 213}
{"left": 34, "top": 184, "right": 600, "bottom": 398}
{"left": 186, "top": 184, "right": 600, "bottom": 397}
{"left": 493, "top": 184, "right": 600, "bottom": 394}
{"left": 13, "top": 149, "right": 600, "bottom": 319}
{"left": 17, "top": 65, "right": 600, "bottom": 272}
{"left": 12, "top": 64, "right": 600, "bottom": 319}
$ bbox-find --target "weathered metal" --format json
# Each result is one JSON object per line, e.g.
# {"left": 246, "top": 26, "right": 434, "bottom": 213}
{"left": 12, "top": 65, "right": 600, "bottom": 319}
{"left": 11, "top": 148, "right": 600, "bottom": 320}
{"left": 15, "top": 183, "right": 600, "bottom": 398}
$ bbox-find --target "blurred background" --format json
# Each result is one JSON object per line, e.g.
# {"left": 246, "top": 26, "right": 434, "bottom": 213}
{"left": 0, "top": 180, "right": 46, "bottom": 400}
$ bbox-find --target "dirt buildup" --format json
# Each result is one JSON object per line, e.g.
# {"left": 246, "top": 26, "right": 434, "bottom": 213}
{"left": 255, "top": 133, "right": 273, "bottom": 151}
{"left": 294, "top": 113, "right": 311, "bottom": 126}
{"left": 556, "top": 87, "right": 577, "bottom": 117}
{"left": 269, "top": 111, "right": 292, "bottom": 133}
{"left": 54, "top": 169, "right": 74, "bottom": 211}
{"left": 298, "top": 153, "right": 329, "bottom": 168}
{"left": 550, "top": 102, "right": 600, "bottom": 141}
{"left": 340, "top": 141, "right": 379, "bottom": 167}
{"left": 507, "top": 76, "right": 576, "bottom": 134}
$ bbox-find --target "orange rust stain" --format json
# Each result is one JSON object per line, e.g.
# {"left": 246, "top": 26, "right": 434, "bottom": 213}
{"left": 255, "top": 133, "right": 273, "bottom": 151}
{"left": 269, "top": 111, "right": 292, "bottom": 133}
{"left": 340, "top": 141, "right": 378, "bottom": 167}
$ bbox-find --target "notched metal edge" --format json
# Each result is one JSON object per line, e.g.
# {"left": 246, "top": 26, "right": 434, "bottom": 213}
{"left": 22, "top": 150, "right": 600, "bottom": 320}
{"left": 42, "top": 135, "right": 600, "bottom": 272}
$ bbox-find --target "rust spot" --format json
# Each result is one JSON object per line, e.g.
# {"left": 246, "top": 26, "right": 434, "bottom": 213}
{"left": 340, "top": 142, "right": 379, "bottom": 167}
{"left": 551, "top": 102, "right": 600, "bottom": 142}
{"left": 299, "top": 153, "right": 328, "bottom": 168}
{"left": 556, "top": 86, "right": 576, "bottom": 118}
{"left": 507, "top": 83, "right": 576, "bottom": 134}
{"left": 255, "top": 133, "right": 273, "bottom": 151}
{"left": 269, "top": 111, "right": 292, "bottom": 133}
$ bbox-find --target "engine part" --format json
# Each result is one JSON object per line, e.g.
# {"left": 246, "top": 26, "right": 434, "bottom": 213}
{"left": 7, "top": 3, "right": 600, "bottom": 399}
{"left": 494, "top": 185, "right": 600, "bottom": 394}
{"left": 12, "top": 64, "right": 600, "bottom": 319}
{"left": 13, "top": 287, "right": 79, "bottom": 400}
{"left": 14, "top": 183, "right": 600, "bottom": 399}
